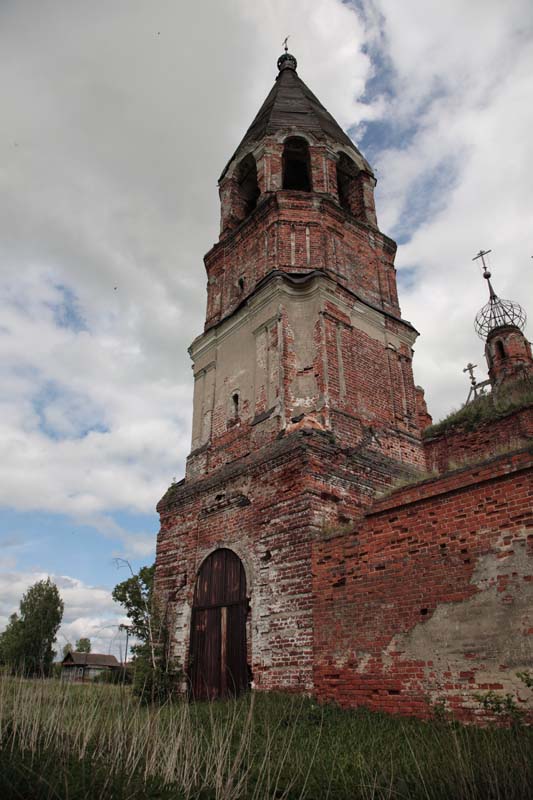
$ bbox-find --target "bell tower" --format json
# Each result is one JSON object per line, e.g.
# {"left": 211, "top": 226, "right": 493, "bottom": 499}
{"left": 155, "top": 50, "right": 426, "bottom": 699}
{"left": 473, "top": 251, "right": 533, "bottom": 390}
{"left": 187, "top": 49, "right": 424, "bottom": 480}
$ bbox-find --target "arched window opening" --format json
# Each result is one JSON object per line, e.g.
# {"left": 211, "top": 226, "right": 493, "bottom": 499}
{"left": 232, "top": 392, "right": 240, "bottom": 419}
{"left": 236, "top": 154, "right": 260, "bottom": 218}
{"left": 282, "top": 137, "right": 312, "bottom": 191}
{"left": 495, "top": 340, "right": 506, "bottom": 359}
{"left": 238, "top": 276, "right": 245, "bottom": 294}
{"left": 336, "top": 153, "right": 359, "bottom": 214}
{"left": 189, "top": 549, "right": 248, "bottom": 700}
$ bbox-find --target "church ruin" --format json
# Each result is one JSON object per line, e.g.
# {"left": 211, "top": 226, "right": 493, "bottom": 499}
{"left": 154, "top": 49, "right": 533, "bottom": 719}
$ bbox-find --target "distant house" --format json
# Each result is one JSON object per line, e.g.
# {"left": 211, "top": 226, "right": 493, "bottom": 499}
{"left": 61, "top": 652, "right": 120, "bottom": 682}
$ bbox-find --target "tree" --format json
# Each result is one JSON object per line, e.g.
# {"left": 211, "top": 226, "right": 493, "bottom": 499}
{"left": 112, "top": 564, "right": 155, "bottom": 646}
{"left": 0, "top": 578, "right": 64, "bottom": 676}
{"left": 76, "top": 637, "right": 91, "bottom": 653}
{"left": 0, "top": 614, "right": 22, "bottom": 666}
{"left": 112, "top": 562, "right": 179, "bottom": 702}
{"left": 62, "top": 642, "right": 73, "bottom": 658}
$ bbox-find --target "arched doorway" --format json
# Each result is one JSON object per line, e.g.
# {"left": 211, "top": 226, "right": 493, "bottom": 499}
{"left": 189, "top": 548, "right": 248, "bottom": 700}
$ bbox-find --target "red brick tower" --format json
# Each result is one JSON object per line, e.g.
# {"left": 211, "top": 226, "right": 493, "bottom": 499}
{"left": 155, "top": 50, "right": 426, "bottom": 699}
{"left": 474, "top": 255, "right": 533, "bottom": 389}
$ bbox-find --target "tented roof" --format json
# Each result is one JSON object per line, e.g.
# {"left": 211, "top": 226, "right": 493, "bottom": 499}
{"left": 220, "top": 55, "right": 370, "bottom": 180}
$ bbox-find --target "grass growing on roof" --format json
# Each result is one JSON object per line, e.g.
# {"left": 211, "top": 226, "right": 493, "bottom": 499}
{"left": 423, "top": 378, "right": 533, "bottom": 438}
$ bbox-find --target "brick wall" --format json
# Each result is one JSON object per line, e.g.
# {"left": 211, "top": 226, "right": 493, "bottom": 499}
{"left": 156, "top": 430, "right": 421, "bottom": 693}
{"left": 157, "top": 434, "right": 316, "bottom": 691}
{"left": 424, "top": 404, "right": 533, "bottom": 473}
{"left": 204, "top": 192, "right": 399, "bottom": 330}
{"left": 312, "top": 447, "right": 533, "bottom": 720}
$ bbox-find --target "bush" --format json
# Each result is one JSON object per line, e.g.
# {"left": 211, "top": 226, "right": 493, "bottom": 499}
{"left": 112, "top": 561, "right": 181, "bottom": 704}
{"left": 94, "top": 666, "right": 133, "bottom": 685}
{"left": 130, "top": 644, "right": 181, "bottom": 703}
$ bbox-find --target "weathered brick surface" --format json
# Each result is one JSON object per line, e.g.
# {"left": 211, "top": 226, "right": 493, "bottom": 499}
{"left": 415, "top": 386, "right": 432, "bottom": 431}
{"left": 188, "top": 266, "right": 425, "bottom": 482}
{"left": 313, "top": 447, "right": 533, "bottom": 720}
{"left": 156, "top": 86, "right": 433, "bottom": 702}
{"left": 206, "top": 192, "right": 399, "bottom": 331}
{"left": 157, "top": 434, "right": 316, "bottom": 691}
{"left": 154, "top": 58, "right": 533, "bottom": 721}
{"left": 486, "top": 325, "right": 533, "bottom": 387}
{"left": 156, "top": 429, "right": 420, "bottom": 692}
{"left": 424, "top": 404, "right": 533, "bottom": 473}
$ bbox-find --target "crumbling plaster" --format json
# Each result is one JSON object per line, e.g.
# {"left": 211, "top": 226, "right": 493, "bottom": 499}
{"left": 384, "top": 531, "right": 533, "bottom": 707}
{"left": 189, "top": 272, "right": 416, "bottom": 455}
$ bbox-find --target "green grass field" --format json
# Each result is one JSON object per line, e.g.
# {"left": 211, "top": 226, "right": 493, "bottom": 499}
{"left": 0, "top": 676, "right": 531, "bottom": 799}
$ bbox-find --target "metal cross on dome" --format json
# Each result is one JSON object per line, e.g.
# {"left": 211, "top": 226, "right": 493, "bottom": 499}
{"left": 473, "top": 248, "right": 495, "bottom": 297}
{"left": 472, "top": 247, "right": 527, "bottom": 339}
{"left": 472, "top": 248, "right": 492, "bottom": 274}
{"left": 473, "top": 247, "right": 497, "bottom": 302}
{"left": 282, "top": 35, "right": 290, "bottom": 53}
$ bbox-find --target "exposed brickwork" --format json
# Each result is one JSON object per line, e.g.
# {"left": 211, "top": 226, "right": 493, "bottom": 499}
{"left": 415, "top": 386, "right": 432, "bottom": 431}
{"left": 154, "top": 54, "right": 533, "bottom": 720}
{"left": 158, "top": 434, "right": 317, "bottom": 691}
{"left": 424, "top": 404, "right": 533, "bottom": 473}
{"left": 205, "top": 192, "right": 399, "bottom": 331}
{"left": 313, "top": 447, "right": 533, "bottom": 721}
{"left": 188, "top": 267, "right": 425, "bottom": 482}
{"left": 486, "top": 325, "right": 533, "bottom": 388}
{"left": 157, "top": 430, "right": 417, "bottom": 692}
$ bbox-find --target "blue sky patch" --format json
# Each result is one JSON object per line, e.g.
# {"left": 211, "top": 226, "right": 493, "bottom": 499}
{"left": 50, "top": 284, "right": 88, "bottom": 333}
{"left": 397, "top": 265, "right": 419, "bottom": 291}
{"left": 32, "top": 380, "right": 109, "bottom": 440}
{"left": 0, "top": 508, "right": 157, "bottom": 590}
{"left": 390, "top": 155, "right": 459, "bottom": 245}
{"left": 356, "top": 118, "right": 420, "bottom": 167}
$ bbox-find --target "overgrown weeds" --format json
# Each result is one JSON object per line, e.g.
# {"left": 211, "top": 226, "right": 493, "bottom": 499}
{"left": 377, "top": 468, "right": 439, "bottom": 498}
{"left": 423, "top": 378, "right": 533, "bottom": 438}
{"left": 423, "top": 380, "right": 533, "bottom": 439}
{"left": 0, "top": 676, "right": 532, "bottom": 799}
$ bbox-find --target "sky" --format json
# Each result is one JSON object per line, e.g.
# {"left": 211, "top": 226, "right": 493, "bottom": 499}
{"left": 1, "top": 0, "right": 532, "bottom": 657}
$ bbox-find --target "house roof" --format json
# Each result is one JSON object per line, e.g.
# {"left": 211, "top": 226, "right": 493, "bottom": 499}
{"left": 220, "top": 52, "right": 371, "bottom": 180}
{"left": 62, "top": 652, "right": 120, "bottom": 668}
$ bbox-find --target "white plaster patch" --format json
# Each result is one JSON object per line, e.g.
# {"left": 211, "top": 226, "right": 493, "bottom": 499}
{"left": 382, "top": 529, "right": 533, "bottom": 705}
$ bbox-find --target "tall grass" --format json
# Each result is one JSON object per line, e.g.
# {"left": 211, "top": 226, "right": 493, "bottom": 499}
{"left": 0, "top": 676, "right": 532, "bottom": 799}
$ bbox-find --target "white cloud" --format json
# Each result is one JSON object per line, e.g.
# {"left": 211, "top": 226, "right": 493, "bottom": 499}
{"left": 362, "top": 0, "right": 533, "bottom": 418}
{"left": 0, "top": 0, "right": 532, "bottom": 552}
{"left": 0, "top": 0, "right": 374, "bottom": 529}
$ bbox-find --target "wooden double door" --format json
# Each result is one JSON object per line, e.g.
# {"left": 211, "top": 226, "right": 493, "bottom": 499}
{"left": 189, "top": 549, "right": 248, "bottom": 700}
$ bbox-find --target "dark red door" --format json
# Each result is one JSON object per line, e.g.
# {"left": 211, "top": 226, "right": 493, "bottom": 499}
{"left": 189, "top": 549, "right": 248, "bottom": 700}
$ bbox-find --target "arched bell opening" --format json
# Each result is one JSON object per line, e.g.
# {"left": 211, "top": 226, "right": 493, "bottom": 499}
{"left": 282, "top": 136, "right": 312, "bottom": 191}
{"left": 189, "top": 548, "right": 249, "bottom": 700}
{"left": 495, "top": 339, "right": 506, "bottom": 360}
{"left": 336, "top": 152, "right": 360, "bottom": 215}
{"left": 236, "top": 154, "right": 260, "bottom": 220}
